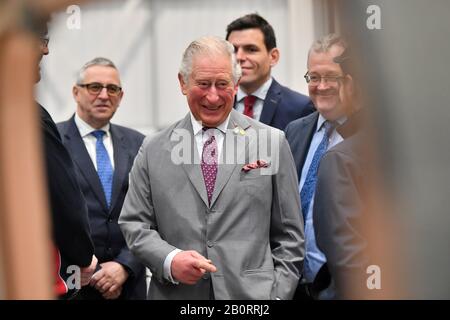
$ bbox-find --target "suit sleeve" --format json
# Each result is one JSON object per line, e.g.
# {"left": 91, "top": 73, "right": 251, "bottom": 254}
{"left": 41, "top": 110, "right": 94, "bottom": 267}
{"left": 270, "top": 133, "right": 305, "bottom": 299}
{"left": 313, "top": 149, "right": 369, "bottom": 298}
{"left": 114, "top": 247, "right": 144, "bottom": 278}
{"left": 119, "top": 138, "right": 176, "bottom": 283}
{"left": 113, "top": 131, "right": 146, "bottom": 277}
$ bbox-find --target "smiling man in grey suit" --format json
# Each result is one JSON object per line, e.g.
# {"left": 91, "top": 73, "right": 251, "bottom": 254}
{"left": 57, "top": 57, "right": 146, "bottom": 299}
{"left": 119, "top": 36, "right": 304, "bottom": 300}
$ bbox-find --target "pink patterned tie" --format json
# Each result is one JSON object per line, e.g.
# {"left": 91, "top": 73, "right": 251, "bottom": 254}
{"left": 201, "top": 129, "right": 218, "bottom": 205}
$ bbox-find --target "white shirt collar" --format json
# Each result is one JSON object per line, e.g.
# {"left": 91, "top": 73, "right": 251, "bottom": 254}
{"left": 236, "top": 77, "right": 273, "bottom": 102}
{"left": 189, "top": 112, "right": 230, "bottom": 136}
{"left": 74, "top": 112, "right": 110, "bottom": 138}
{"left": 316, "top": 113, "right": 347, "bottom": 132}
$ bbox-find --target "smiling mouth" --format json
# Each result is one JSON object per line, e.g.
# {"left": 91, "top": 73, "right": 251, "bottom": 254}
{"left": 317, "top": 93, "right": 336, "bottom": 98}
{"left": 202, "top": 105, "right": 221, "bottom": 111}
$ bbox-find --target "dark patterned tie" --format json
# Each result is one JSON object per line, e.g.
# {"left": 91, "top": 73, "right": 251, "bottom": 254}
{"left": 91, "top": 130, "right": 114, "bottom": 207}
{"left": 243, "top": 95, "right": 257, "bottom": 119}
{"left": 299, "top": 121, "right": 336, "bottom": 221}
{"left": 201, "top": 128, "right": 218, "bottom": 205}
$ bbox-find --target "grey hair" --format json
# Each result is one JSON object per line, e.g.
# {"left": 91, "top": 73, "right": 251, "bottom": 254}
{"left": 76, "top": 57, "right": 119, "bottom": 84}
{"left": 179, "top": 36, "right": 242, "bottom": 84}
{"left": 307, "top": 33, "right": 348, "bottom": 66}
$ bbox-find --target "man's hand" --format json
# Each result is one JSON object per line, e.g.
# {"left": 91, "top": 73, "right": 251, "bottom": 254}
{"left": 90, "top": 261, "right": 129, "bottom": 299}
{"left": 171, "top": 250, "right": 217, "bottom": 285}
{"left": 102, "top": 285, "right": 122, "bottom": 300}
{"left": 80, "top": 255, "right": 98, "bottom": 286}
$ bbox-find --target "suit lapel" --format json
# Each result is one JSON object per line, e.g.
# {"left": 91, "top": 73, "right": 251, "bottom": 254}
{"left": 259, "top": 80, "right": 281, "bottom": 126}
{"left": 63, "top": 117, "right": 108, "bottom": 210}
{"left": 292, "top": 112, "right": 319, "bottom": 179}
{"left": 210, "top": 110, "right": 250, "bottom": 207}
{"left": 110, "top": 125, "right": 130, "bottom": 211}
{"left": 172, "top": 114, "right": 210, "bottom": 207}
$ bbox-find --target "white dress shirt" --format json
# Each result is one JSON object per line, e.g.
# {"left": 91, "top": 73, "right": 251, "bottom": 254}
{"left": 235, "top": 77, "right": 273, "bottom": 121}
{"left": 74, "top": 113, "right": 115, "bottom": 170}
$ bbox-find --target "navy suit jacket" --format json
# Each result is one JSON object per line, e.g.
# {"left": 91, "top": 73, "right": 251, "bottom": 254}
{"left": 285, "top": 111, "right": 319, "bottom": 181}
{"left": 57, "top": 116, "right": 146, "bottom": 299}
{"left": 241, "top": 78, "right": 314, "bottom": 131}
{"left": 40, "top": 105, "right": 94, "bottom": 297}
{"left": 286, "top": 112, "right": 333, "bottom": 298}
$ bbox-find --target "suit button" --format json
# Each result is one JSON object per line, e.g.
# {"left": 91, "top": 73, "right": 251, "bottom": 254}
{"left": 202, "top": 273, "right": 210, "bottom": 280}
{"left": 207, "top": 240, "right": 214, "bottom": 248}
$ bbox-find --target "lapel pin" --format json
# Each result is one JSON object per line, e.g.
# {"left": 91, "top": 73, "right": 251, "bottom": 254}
{"left": 233, "top": 126, "right": 246, "bottom": 136}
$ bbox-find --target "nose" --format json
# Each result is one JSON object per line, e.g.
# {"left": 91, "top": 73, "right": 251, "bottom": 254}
{"left": 206, "top": 86, "right": 220, "bottom": 104}
{"left": 98, "top": 87, "right": 109, "bottom": 99}
{"left": 316, "top": 79, "right": 331, "bottom": 90}
{"left": 235, "top": 47, "right": 246, "bottom": 63}
{"left": 41, "top": 46, "right": 49, "bottom": 56}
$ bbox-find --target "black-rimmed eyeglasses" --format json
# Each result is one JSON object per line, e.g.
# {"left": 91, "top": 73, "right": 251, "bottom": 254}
{"left": 40, "top": 36, "right": 50, "bottom": 48}
{"left": 77, "top": 83, "right": 122, "bottom": 96}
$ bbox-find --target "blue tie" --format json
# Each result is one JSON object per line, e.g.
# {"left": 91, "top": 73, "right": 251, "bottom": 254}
{"left": 92, "top": 130, "right": 114, "bottom": 207}
{"left": 300, "top": 121, "right": 336, "bottom": 221}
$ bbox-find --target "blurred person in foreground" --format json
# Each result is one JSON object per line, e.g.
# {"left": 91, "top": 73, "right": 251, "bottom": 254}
{"left": 34, "top": 18, "right": 97, "bottom": 299}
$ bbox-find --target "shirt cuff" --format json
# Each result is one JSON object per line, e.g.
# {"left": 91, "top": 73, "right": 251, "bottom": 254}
{"left": 163, "top": 248, "right": 182, "bottom": 284}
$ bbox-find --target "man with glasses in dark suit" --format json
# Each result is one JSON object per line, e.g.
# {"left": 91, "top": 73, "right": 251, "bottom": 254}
{"left": 57, "top": 57, "right": 146, "bottom": 299}
{"left": 286, "top": 34, "right": 357, "bottom": 299}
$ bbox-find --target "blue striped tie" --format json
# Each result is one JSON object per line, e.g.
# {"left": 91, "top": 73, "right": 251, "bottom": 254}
{"left": 92, "top": 130, "right": 114, "bottom": 207}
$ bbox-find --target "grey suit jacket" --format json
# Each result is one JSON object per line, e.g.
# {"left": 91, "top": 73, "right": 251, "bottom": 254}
{"left": 119, "top": 109, "right": 304, "bottom": 300}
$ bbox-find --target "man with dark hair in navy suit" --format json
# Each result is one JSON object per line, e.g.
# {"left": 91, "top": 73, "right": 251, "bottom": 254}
{"left": 226, "top": 13, "right": 314, "bottom": 131}
{"left": 57, "top": 57, "right": 146, "bottom": 299}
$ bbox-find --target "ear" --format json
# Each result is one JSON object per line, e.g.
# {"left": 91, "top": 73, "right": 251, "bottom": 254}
{"left": 340, "top": 74, "right": 358, "bottom": 115}
{"left": 72, "top": 85, "right": 79, "bottom": 100}
{"left": 178, "top": 73, "right": 188, "bottom": 96}
{"left": 268, "top": 48, "right": 280, "bottom": 67}
{"left": 344, "top": 74, "right": 355, "bottom": 97}
{"left": 234, "top": 78, "right": 240, "bottom": 92}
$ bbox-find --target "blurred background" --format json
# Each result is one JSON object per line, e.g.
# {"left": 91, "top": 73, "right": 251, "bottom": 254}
{"left": 36, "top": 0, "right": 333, "bottom": 134}
{"left": 1, "top": 0, "right": 450, "bottom": 299}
